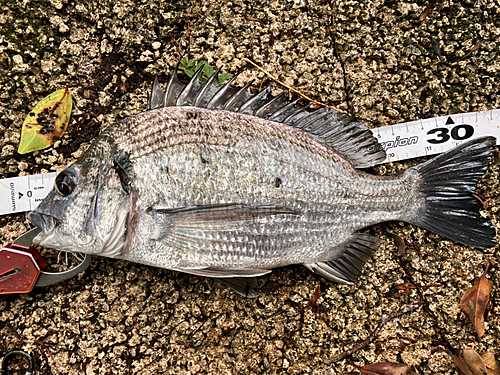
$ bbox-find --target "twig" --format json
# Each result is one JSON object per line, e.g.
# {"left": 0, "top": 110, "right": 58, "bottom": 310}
{"left": 324, "top": 304, "right": 420, "bottom": 364}
{"left": 35, "top": 339, "right": 55, "bottom": 363}
{"left": 243, "top": 58, "right": 346, "bottom": 113}
{"left": 395, "top": 254, "right": 456, "bottom": 355}
{"left": 464, "top": 43, "right": 482, "bottom": 59}
{"left": 245, "top": 16, "right": 265, "bottom": 27}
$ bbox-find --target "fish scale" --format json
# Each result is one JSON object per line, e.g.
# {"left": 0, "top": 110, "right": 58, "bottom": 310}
{"left": 109, "top": 107, "right": 415, "bottom": 269}
{"left": 122, "top": 112, "right": 414, "bottom": 220}
{"left": 27, "top": 63, "right": 497, "bottom": 297}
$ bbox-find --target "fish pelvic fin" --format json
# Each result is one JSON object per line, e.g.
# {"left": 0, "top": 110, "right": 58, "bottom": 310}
{"left": 147, "top": 62, "right": 386, "bottom": 168}
{"left": 173, "top": 268, "right": 269, "bottom": 298}
{"left": 215, "top": 277, "right": 260, "bottom": 298}
{"left": 304, "top": 233, "right": 381, "bottom": 284}
{"left": 410, "top": 136, "right": 497, "bottom": 249}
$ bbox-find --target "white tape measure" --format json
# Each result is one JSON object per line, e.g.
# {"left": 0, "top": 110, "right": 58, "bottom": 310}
{"left": 0, "top": 109, "right": 499, "bottom": 216}
{"left": 374, "top": 109, "right": 500, "bottom": 163}
{"left": 0, "top": 172, "right": 57, "bottom": 216}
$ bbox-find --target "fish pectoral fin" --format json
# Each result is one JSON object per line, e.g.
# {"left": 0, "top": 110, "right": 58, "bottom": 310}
{"left": 148, "top": 203, "right": 299, "bottom": 244}
{"left": 175, "top": 267, "right": 271, "bottom": 278}
{"left": 215, "top": 277, "right": 260, "bottom": 298}
{"left": 153, "top": 203, "right": 299, "bottom": 229}
{"left": 305, "top": 233, "right": 381, "bottom": 284}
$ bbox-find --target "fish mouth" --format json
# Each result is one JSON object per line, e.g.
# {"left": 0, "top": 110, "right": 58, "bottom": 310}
{"left": 28, "top": 211, "right": 57, "bottom": 243}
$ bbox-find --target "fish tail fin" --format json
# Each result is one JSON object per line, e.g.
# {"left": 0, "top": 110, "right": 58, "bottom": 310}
{"left": 410, "top": 136, "right": 497, "bottom": 249}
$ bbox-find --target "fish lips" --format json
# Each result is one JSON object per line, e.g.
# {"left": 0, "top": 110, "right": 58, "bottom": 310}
{"left": 28, "top": 211, "right": 57, "bottom": 244}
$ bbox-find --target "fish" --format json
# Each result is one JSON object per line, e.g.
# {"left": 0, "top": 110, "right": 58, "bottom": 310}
{"left": 28, "top": 62, "right": 497, "bottom": 297}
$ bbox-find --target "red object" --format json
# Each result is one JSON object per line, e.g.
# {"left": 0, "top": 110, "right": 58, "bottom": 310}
{"left": 0, "top": 244, "right": 45, "bottom": 294}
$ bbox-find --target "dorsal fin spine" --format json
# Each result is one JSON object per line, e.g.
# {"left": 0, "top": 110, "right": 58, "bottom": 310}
{"left": 194, "top": 65, "right": 223, "bottom": 107}
{"left": 176, "top": 63, "right": 206, "bottom": 106}
{"left": 238, "top": 86, "right": 270, "bottom": 114}
{"left": 283, "top": 104, "right": 311, "bottom": 124}
{"left": 163, "top": 62, "right": 182, "bottom": 107}
{"left": 254, "top": 92, "right": 286, "bottom": 118}
{"left": 268, "top": 99, "right": 300, "bottom": 121}
{"left": 224, "top": 79, "right": 255, "bottom": 110}
{"left": 148, "top": 74, "right": 163, "bottom": 110}
{"left": 206, "top": 74, "right": 240, "bottom": 109}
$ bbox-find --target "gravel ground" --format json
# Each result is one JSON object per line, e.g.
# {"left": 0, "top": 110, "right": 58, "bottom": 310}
{"left": 1, "top": 0, "right": 499, "bottom": 374}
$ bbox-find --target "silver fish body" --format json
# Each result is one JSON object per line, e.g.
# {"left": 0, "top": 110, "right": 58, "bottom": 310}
{"left": 29, "top": 66, "right": 497, "bottom": 296}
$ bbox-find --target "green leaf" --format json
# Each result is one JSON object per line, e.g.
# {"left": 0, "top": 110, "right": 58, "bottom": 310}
{"left": 181, "top": 57, "right": 188, "bottom": 67}
{"left": 18, "top": 87, "right": 72, "bottom": 154}
{"left": 203, "top": 64, "right": 215, "bottom": 78}
{"left": 218, "top": 73, "right": 233, "bottom": 84}
{"left": 194, "top": 61, "right": 204, "bottom": 72}
{"left": 183, "top": 69, "right": 195, "bottom": 78}
{"left": 187, "top": 59, "right": 197, "bottom": 68}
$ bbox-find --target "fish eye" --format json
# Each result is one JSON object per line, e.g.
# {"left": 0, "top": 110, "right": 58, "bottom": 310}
{"left": 55, "top": 170, "right": 76, "bottom": 197}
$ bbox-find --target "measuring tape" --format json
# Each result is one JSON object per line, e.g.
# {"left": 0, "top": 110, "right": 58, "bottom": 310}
{"left": 1, "top": 109, "right": 499, "bottom": 216}
{"left": 374, "top": 109, "right": 500, "bottom": 163}
{"left": 0, "top": 172, "right": 57, "bottom": 216}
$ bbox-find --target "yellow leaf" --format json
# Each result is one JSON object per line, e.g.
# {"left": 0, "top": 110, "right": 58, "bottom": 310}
{"left": 18, "top": 86, "right": 72, "bottom": 154}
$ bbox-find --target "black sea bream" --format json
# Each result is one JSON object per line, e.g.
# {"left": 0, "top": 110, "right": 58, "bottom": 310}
{"left": 28, "top": 64, "right": 497, "bottom": 297}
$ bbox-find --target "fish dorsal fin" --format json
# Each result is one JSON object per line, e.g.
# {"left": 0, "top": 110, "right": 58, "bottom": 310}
{"left": 148, "top": 62, "right": 386, "bottom": 168}
{"left": 304, "top": 233, "right": 381, "bottom": 284}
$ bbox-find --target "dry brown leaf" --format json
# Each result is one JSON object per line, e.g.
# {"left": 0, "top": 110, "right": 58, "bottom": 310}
{"left": 454, "top": 348, "right": 500, "bottom": 375}
{"left": 416, "top": 4, "right": 432, "bottom": 25}
{"left": 481, "top": 352, "right": 500, "bottom": 375}
{"left": 460, "top": 263, "right": 492, "bottom": 338}
{"left": 454, "top": 348, "right": 489, "bottom": 375}
{"left": 308, "top": 283, "right": 321, "bottom": 307}
{"left": 359, "top": 362, "right": 418, "bottom": 375}
{"left": 395, "top": 283, "right": 417, "bottom": 291}
{"left": 464, "top": 42, "right": 482, "bottom": 58}
{"left": 389, "top": 232, "right": 405, "bottom": 256}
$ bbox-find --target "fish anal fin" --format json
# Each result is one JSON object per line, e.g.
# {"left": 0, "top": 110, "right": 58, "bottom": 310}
{"left": 305, "top": 233, "right": 381, "bottom": 284}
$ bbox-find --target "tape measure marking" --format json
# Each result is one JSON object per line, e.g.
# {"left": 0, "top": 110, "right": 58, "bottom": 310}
{"left": 374, "top": 109, "right": 500, "bottom": 163}
{"left": 0, "top": 109, "right": 499, "bottom": 215}
{"left": 0, "top": 172, "right": 57, "bottom": 216}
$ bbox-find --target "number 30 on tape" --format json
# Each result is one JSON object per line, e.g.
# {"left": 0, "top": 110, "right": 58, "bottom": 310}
{"left": 374, "top": 109, "right": 500, "bottom": 162}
